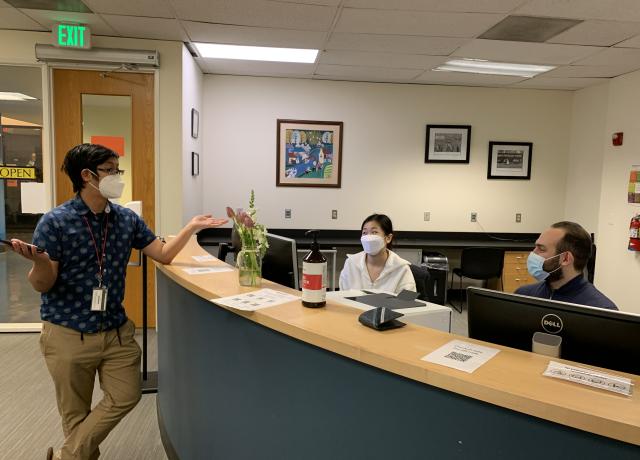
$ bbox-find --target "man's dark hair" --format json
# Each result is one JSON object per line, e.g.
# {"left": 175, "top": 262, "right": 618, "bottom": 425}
{"left": 61, "top": 144, "right": 119, "bottom": 193}
{"left": 361, "top": 213, "right": 394, "bottom": 249}
{"left": 551, "top": 221, "right": 593, "bottom": 271}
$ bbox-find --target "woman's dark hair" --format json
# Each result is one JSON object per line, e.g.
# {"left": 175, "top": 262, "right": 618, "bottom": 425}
{"left": 61, "top": 144, "right": 119, "bottom": 193}
{"left": 361, "top": 213, "right": 394, "bottom": 249}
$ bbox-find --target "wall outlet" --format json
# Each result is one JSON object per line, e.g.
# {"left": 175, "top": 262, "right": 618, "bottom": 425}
{"left": 470, "top": 212, "right": 477, "bottom": 223}
{"left": 284, "top": 209, "right": 291, "bottom": 219}
{"left": 424, "top": 211, "right": 430, "bottom": 222}
{"left": 332, "top": 209, "right": 338, "bottom": 219}
{"left": 516, "top": 213, "right": 522, "bottom": 223}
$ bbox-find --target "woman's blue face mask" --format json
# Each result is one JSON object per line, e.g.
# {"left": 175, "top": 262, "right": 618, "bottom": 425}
{"left": 527, "top": 251, "right": 564, "bottom": 281}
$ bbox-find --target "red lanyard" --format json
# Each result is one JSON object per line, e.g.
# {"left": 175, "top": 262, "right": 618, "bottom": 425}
{"left": 83, "top": 212, "right": 109, "bottom": 287}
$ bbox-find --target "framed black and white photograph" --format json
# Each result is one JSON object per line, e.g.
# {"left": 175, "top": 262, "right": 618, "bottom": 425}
{"left": 487, "top": 142, "right": 532, "bottom": 180}
{"left": 191, "top": 108, "right": 199, "bottom": 139}
{"left": 191, "top": 152, "right": 199, "bottom": 176}
{"left": 425, "top": 124, "right": 471, "bottom": 163}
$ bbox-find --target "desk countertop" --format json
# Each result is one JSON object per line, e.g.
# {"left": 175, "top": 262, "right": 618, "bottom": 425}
{"left": 157, "top": 237, "right": 640, "bottom": 446}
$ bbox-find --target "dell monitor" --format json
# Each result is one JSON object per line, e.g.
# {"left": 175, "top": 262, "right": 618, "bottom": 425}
{"left": 262, "top": 233, "right": 299, "bottom": 290}
{"left": 467, "top": 287, "right": 640, "bottom": 375}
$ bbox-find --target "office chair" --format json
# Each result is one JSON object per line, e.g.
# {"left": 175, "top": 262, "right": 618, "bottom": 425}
{"left": 217, "top": 228, "right": 242, "bottom": 264}
{"left": 449, "top": 247, "right": 504, "bottom": 313}
{"left": 409, "top": 264, "right": 430, "bottom": 302}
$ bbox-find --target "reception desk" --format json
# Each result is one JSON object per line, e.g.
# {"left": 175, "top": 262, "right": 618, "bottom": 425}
{"left": 156, "top": 238, "right": 639, "bottom": 460}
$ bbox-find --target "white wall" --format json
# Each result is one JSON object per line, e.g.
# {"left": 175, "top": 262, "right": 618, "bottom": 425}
{"left": 181, "top": 45, "right": 203, "bottom": 224}
{"left": 586, "top": 70, "right": 640, "bottom": 314}
{"left": 0, "top": 30, "right": 184, "bottom": 236}
{"left": 202, "top": 76, "right": 573, "bottom": 233}
{"left": 563, "top": 83, "right": 609, "bottom": 234}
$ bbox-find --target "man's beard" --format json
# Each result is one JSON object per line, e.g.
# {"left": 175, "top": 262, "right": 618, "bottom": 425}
{"left": 543, "top": 258, "right": 563, "bottom": 282}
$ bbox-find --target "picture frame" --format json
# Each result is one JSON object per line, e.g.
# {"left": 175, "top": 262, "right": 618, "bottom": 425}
{"left": 191, "top": 108, "right": 199, "bottom": 139}
{"left": 276, "top": 119, "right": 343, "bottom": 188}
{"left": 425, "top": 124, "right": 471, "bottom": 163}
{"left": 191, "top": 152, "right": 199, "bottom": 176}
{"left": 487, "top": 142, "right": 533, "bottom": 180}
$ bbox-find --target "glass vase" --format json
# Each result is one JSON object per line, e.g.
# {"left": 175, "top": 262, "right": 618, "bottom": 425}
{"left": 236, "top": 248, "right": 262, "bottom": 287}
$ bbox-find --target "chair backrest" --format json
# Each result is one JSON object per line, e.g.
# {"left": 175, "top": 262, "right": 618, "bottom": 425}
{"left": 460, "top": 247, "right": 504, "bottom": 280}
{"left": 409, "top": 264, "right": 430, "bottom": 301}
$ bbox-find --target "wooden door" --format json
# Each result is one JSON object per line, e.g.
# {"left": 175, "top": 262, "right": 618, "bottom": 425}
{"left": 52, "top": 69, "right": 155, "bottom": 327}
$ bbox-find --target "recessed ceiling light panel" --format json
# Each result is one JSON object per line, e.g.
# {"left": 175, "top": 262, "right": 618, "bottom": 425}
{"left": 194, "top": 43, "right": 318, "bottom": 64}
{"left": 434, "top": 59, "right": 555, "bottom": 78}
{"left": 0, "top": 92, "right": 37, "bottom": 101}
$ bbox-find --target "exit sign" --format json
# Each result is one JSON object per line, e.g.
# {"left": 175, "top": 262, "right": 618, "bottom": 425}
{"left": 53, "top": 23, "right": 91, "bottom": 49}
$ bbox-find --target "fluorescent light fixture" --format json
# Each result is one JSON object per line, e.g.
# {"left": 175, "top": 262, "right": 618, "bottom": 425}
{"left": 433, "top": 59, "right": 555, "bottom": 78}
{"left": 193, "top": 42, "right": 318, "bottom": 63}
{"left": 0, "top": 92, "right": 37, "bottom": 101}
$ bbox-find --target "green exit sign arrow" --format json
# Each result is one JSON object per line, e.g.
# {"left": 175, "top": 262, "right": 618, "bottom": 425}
{"left": 53, "top": 23, "right": 91, "bottom": 49}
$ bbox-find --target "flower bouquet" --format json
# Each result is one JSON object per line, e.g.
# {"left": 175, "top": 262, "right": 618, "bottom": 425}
{"left": 226, "top": 190, "right": 268, "bottom": 287}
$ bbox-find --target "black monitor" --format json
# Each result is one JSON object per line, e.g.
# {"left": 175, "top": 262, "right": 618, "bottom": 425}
{"left": 262, "top": 233, "right": 299, "bottom": 290}
{"left": 467, "top": 287, "right": 640, "bottom": 375}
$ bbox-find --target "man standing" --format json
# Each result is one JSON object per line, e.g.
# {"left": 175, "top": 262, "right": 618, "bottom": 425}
{"left": 9, "top": 144, "right": 227, "bottom": 459}
{"left": 517, "top": 221, "right": 617, "bottom": 310}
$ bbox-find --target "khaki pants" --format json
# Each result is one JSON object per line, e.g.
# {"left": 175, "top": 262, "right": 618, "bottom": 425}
{"left": 40, "top": 320, "right": 142, "bottom": 460}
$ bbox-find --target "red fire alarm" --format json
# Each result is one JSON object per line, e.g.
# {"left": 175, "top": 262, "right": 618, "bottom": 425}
{"left": 613, "top": 132, "right": 624, "bottom": 146}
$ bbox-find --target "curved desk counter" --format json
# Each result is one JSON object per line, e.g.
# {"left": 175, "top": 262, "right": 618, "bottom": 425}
{"left": 156, "top": 239, "right": 639, "bottom": 460}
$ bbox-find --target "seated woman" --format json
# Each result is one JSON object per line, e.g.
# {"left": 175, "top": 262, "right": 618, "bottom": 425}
{"left": 339, "top": 214, "right": 416, "bottom": 294}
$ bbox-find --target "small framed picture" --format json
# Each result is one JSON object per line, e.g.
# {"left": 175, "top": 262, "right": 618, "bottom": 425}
{"left": 425, "top": 124, "right": 471, "bottom": 163}
{"left": 191, "top": 152, "right": 199, "bottom": 176}
{"left": 191, "top": 108, "right": 199, "bottom": 139}
{"left": 487, "top": 142, "right": 533, "bottom": 180}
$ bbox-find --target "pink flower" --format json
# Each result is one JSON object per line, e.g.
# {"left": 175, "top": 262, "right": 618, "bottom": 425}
{"left": 243, "top": 215, "right": 255, "bottom": 228}
{"left": 226, "top": 207, "right": 235, "bottom": 219}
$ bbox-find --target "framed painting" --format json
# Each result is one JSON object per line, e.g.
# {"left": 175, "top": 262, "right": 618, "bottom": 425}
{"left": 487, "top": 141, "right": 532, "bottom": 180}
{"left": 425, "top": 124, "right": 471, "bottom": 163}
{"left": 276, "top": 119, "right": 343, "bottom": 188}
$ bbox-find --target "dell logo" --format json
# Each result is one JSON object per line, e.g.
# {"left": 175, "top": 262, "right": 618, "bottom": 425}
{"left": 541, "top": 314, "right": 563, "bottom": 334}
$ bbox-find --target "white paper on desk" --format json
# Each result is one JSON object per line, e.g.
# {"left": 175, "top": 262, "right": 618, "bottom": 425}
{"left": 421, "top": 340, "right": 500, "bottom": 373}
{"left": 212, "top": 288, "right": 299, "bottom": 311}
{"left": 182, "top": 266, "right": 233, "bottom": 275}
{"left": 192, "top": 255, "right": 216, "bottom": 262}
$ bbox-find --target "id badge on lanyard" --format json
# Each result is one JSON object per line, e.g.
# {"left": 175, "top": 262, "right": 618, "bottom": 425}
{"left": 91, "top": 286, "right": 108, "bottom": 311}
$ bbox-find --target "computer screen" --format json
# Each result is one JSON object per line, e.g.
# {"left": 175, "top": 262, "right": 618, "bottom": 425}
{"left": 262, "top": 233, "right": 299, "bottom": 290}
{"left": 467, "top": 287, "right": 640, "bottom": 375}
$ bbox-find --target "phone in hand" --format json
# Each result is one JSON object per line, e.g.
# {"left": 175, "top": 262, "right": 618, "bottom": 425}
{"left": 0, "top": 239, "right": 45, "bottom": 253}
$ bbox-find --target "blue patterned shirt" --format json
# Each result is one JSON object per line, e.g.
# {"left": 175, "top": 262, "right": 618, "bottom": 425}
{"left": 33, "top": 195, "right": 156, "bottom": 332}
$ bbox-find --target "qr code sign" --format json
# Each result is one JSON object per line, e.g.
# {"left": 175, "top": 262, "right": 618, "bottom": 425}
{"left": 444, "top": 351, "right": 472, "bottom": 362}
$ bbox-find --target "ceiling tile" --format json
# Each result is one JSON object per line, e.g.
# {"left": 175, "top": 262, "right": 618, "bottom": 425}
{"left": 515, "top": 0, "right": 640, "bottom": 22}
{"left": 452, "top": 39, "right": 603, "bottom": 64}
{"left": 20, "top": 9, "right": 116, "bottom": 35}
{"left": 572, "top": 47, "right": 640, "bottom": 66}
{"left": 479, "top": 15, "right": 580, "bottom": 42}
{"left": 344, "top": 0, "right": 527, "bottom": 14}
{"left": 548, "top": 20, "right": 640, "bottom": 46}
{"left": 101, "top": 15, "right": 187, "bottom": 41}
{"left": 326, "top": 33, "right": 468, "bottom": 55}
{"left": 196, "top": 57, "right": 315, "bottom": 77}
{"left": 81, "top": 0, "right": 175, "bottom": 18}
{"left": 334, "top": 8, "right": 505, "bottom": 37}
{"left": 4, "top": 0, "right": 91, "bottom": 13}
{"left": 0, "top": 0, "right": 12, "bottom": 7}
{"left": 319, "top": 50, "right": 447, "bottom": 69}
{"left": 183, "top": 22, "right": 325, "bottom": 49}
{"left": 267, "top": 0, "right": 340, "bottom": 4}
{"left": 414, "top": 70, "right": 527, "bottom": 86}
{"left": 0, "top": 8, "right": 47, "bottom": 30}
{"left": 513, "top": 76, "right": 608, "bottom": 90}
{"left": 314, "top": 64, "right": 424, "bottom": 81}
{"left": 615, "top": 34, "right": 640, "bottom": 48}
{"left": 173, "top": 0, "right": 336, "bottom": 31}
{"left": 543, "top": 64, "right": 640, "bottom": 78}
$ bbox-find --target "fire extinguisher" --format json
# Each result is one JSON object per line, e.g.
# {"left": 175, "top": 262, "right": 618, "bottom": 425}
{"left": 629, "top": 215, "right": 640, "bottom": 251}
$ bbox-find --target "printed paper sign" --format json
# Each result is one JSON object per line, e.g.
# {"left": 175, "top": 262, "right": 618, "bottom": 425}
{"left": 421, "top": 340, "right": 500, "bottom": 373}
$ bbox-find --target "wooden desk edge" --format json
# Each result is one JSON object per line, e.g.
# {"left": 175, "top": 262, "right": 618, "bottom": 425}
{"left": 155, "top": 239, "right": 640, "bottom": 447}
